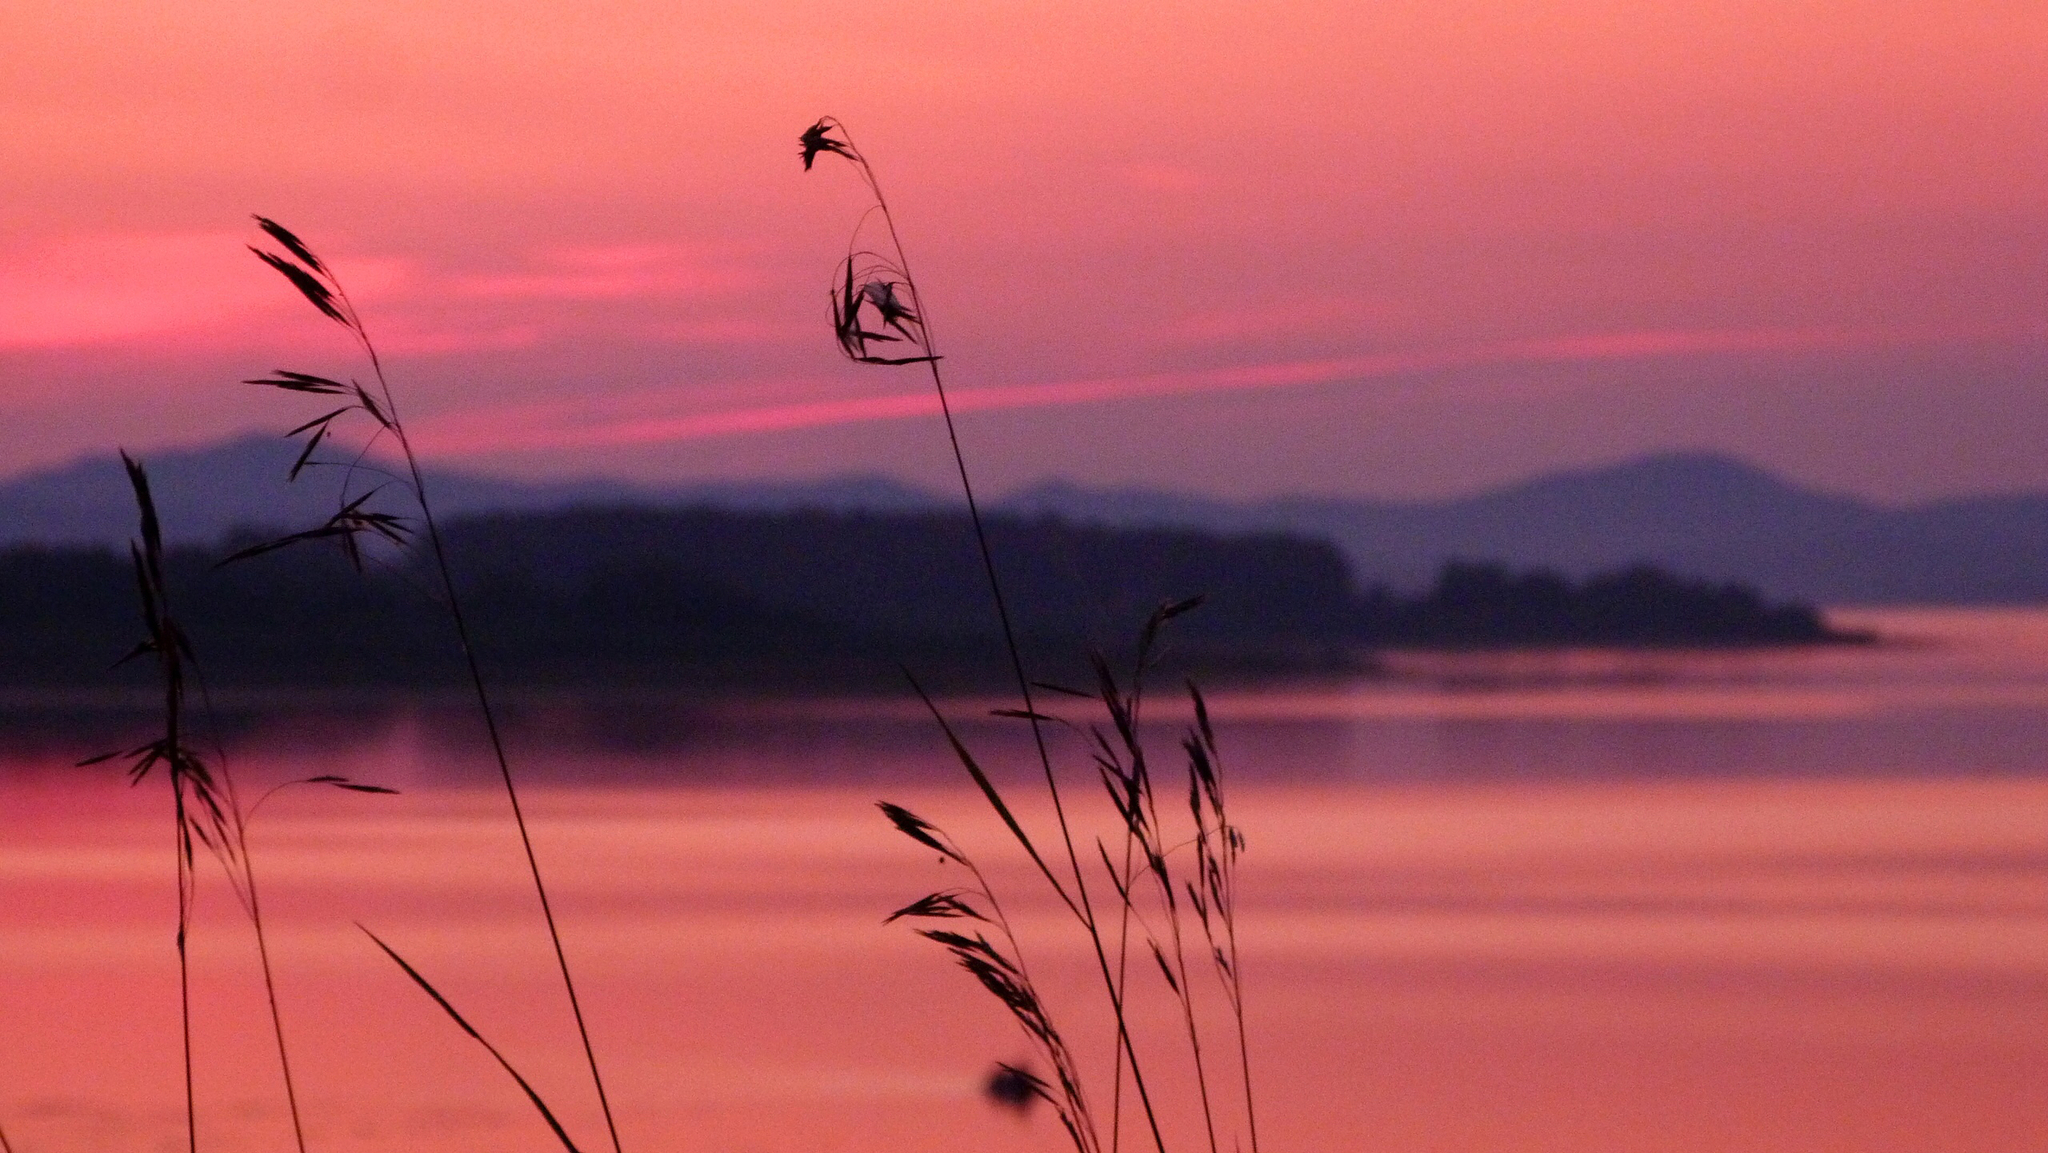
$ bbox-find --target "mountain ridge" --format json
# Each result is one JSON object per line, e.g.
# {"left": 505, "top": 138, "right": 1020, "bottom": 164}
{"left": 5, "top": 439, "right": 2045, "bottom": 603}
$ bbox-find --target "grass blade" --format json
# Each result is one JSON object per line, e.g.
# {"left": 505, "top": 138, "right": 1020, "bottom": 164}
{"left": 254, "top": 215, "right": 330, "bottom": 275}
{"left": 248, "top": 220, "right": 624, "bottom": 1153}
{"left": 360, "top": 926, "right": 587, "bottom": 1153}
{"left": 251, "top": 248, "right": 347, "bottom": 324}
{"left": 905, "top": 674, "right": 1074, "bottom": 912}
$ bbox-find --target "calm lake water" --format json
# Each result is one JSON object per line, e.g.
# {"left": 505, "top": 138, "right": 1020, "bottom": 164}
{"left": 1, "top": 606, "right": 2044, "bottom": 1152}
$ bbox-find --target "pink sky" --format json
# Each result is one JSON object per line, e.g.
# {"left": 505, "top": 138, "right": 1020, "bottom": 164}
{"left": 2, "top": 1, "right": 2044, "bottom": 500}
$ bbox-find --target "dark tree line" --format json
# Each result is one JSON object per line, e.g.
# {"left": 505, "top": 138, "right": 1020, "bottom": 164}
{"left": 0, "top": 507, "right": 1844, "bottom": 691}
{"left": 1357, "top": 561, "right": 1837, "bottom": 647}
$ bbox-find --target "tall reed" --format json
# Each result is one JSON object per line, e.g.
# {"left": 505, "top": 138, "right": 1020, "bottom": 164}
{"left": 83, "top": 455, "right": 397, "bottom": 1153}
{"left": 235, "top": 218, "right": 618, "bottom": 1153}
{"left": 884, "top": 604, "right": 1259, "bottom": 1153}
{"left": 802, "top": 121, "right": 1257, "bottom": 1153}
{"left": 80, "top": 454, "right": 239, "bottom": 1153}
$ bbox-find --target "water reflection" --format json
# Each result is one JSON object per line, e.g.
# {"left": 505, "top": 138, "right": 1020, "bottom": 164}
{"left": 8, "top": 607, "right": 2048, "bottom": 785}
{"left": 1, "top": 609, "right": 2045, "bottom": 1151}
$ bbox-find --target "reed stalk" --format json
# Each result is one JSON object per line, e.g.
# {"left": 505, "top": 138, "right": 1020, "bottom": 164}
{"left": 802, "top": 118, "right": 1171, "bottom": 1151}
{"left": 803, "top": 121, "right": 1258, "bottom": 1153}
{"left": 199, "top": 684, "right": 396, "bottom": 1153}
{"left": 80, "top": 454, "right": 232, "bottom": 1153}
{"left": 84, "top": 455, "right": 399, "bottom": 1153}
{"left": 236, "top": 219, "right": 619, "bottom": 1153}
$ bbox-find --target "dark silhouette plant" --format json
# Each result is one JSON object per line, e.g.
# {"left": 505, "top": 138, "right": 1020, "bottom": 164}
{"left": 236, "top": 217, "right": 618, "bottom": 1153}
{"left": 802, "top": 120, "right": 1259, "bottom": 1153}
{"left": 84, "top": 454, "right": 393, "bottom": 1153}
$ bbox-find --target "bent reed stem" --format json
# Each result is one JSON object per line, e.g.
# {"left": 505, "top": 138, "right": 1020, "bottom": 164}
{"left": 196, "top": 672, "right": 309, "bottom": 1153}
{"left": 378, "top": 354, "right": 623, "bottom": 1153}
{"left": 243, "top": 225, "right": 622, "bottom": 1153}
{"left": 343, "top": 285, "right": 624, "bottom": 1153}
{"left": 806, "top": 119, "right": 1169, "bottom": 1153}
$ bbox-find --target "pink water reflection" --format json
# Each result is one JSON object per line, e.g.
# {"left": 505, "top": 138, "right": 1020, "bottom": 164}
{"left": 2, "top": 768, "right": 2043, "bottom": 1152}
{"left": 7, "top": 609, "right": 2048, "bottom": 1150}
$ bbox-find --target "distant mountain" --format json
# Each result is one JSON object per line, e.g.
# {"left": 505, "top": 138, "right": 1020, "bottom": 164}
{"left": 6, "top": 439, "right": 2048, "bottom": 603}
{"left": 999, "top": 455, "right": 2048, "bottom": 604}
{"left": 0, "top": 435, "right": 941, "bottom": 548}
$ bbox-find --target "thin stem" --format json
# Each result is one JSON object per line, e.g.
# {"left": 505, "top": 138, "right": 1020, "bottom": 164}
{"left": 1106, "top": 628, "right": 1160, "bottom": 1153}
{"left": 175, "top": 785, "right": 197, "bottom": 1153}
{"left": 1228, "top": 921, "right": 1256, "bottom": 1153}
{"left": 1160, "top": 880, "right": 1221, "bottom": 1153}
{"left": 1107, "top": 630, "right": 1168, "bottom": 1153}
{"left": 838, "top": 128, "right": 1168, "bottom": 1153}
{"left": 1186, "top": 702, "right": 1256, "bottom": 1153}
{"left": 404, "top": 433, "right": 622, "bottom": 1153}
{"left": 1108, "top": 827, "right": 1137, "bottom": 1153}
{"left": 1197, "top": 706, "right": 1257, "bottom": 1153}
{"left": 1219, "top": 824, "right": 1257, "bottom": 1153}
{"left": 922, "top": 245, "right": 1169, "bottom": 1153}
{"left": 243, "top": 843, "right": 308, "bottom": 1152}
{"left": 1135, "top": 756, "right": 1220, "bottom": 1153}
{"left": 196, "top": 672, "right": 309, "bottom": 1153}
{"left": 160, "top": 572, "right": 198, "bottom": 1153}
{"left": 333, "top": 289, "right": 623, "bottom": 1153}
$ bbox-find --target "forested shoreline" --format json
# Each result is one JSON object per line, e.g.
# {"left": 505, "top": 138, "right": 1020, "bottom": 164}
{"left": 0, "top": 505, "right": 1852, "bottom": 692}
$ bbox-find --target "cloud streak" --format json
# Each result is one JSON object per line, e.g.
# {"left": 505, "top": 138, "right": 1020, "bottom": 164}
{"left": 0, "top": 234, "right": 768, "bottom": 354}
{"left": 416, "top": 323, "right": 1951, "bottom": 456}
{"left": 0, "top": 233, "right": 285, "bottom": 349}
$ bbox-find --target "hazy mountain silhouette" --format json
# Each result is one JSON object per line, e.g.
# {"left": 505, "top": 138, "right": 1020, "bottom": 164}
{"left": 1001, "top": 454, "right": 2048, "bottom": 603}
{"left": 5, "top": 439, "right": 2046, "bottom": 602}
{"left": 0, "top": 435, "right": 941, "bottom": 547}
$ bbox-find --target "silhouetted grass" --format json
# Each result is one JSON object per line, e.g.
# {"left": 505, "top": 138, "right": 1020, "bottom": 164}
{"left": 83, "top": 455, "right": 395, "bottom": 1153}
{"left": 880, "top": 603, "right": 1259, "bottom": 1153}
{"left": 78, "top": 454, "right": 236, "bottom": 1153}
{"left": 238, "top": 218, "right": 620, "bottom": 1153}
{"left": 35, "top": 121, "right": 1274, "bottom": 1153}
{"left": 361, "top": 926, "right": 586, "bottom": 1153}
{"left": 804, "top": 120, "right": 1259, "bottom": 1153}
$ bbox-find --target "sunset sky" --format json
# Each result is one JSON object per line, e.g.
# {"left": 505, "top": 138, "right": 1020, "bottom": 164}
{"left": 2, "top": 0, "right": 2044, "bottom": 501}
